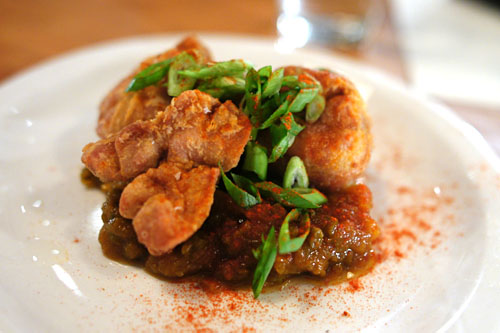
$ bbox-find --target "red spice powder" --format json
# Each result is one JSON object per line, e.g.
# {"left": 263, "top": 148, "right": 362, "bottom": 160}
{"left": 167, "top": 282, "right": 266, "bottom": 331}
{"left": 390, "top": 229, "right": 417, "bottom": 244}
{"left": 396, "top": 186, "right": 412, "bottom": 195}
{"left": 394, "top": 250, "right": 405, "bottom": 258}
{"left": 374, "top": 182, "right": 453, "bottom": 268}
{"left": 298, "top": 74, "right": 314, "bottom": 85}
{"left": 126, "top": 145, "right": 456, "bottom": 331}
{"left": 417, "top": 221, "right": 431, "bottom": 231}
{"left": 282, "top": 115, "right": 293, "bottom": 131}
{"left": 347, "top": 279, "right": 363, "bottom": 293}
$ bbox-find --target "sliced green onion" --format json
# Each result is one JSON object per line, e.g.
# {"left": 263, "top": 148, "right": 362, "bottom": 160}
{"left": 305, "top": 94, "right": 326, "bottom": 123}
{"left": 281, "top": 75, "right": 300, "bottom": 88}
{"left": 259, "top": 98, "right": 278, "bottom": 124}
{"left": 279, "top": 89, "right": 298, "bottom": 105}
{"left": 283, "top": 156, "right": 309, "bottom": 188}
{"left": 293, "top": 188, "right": 328, "bottom": 206}
{"left": 197, "top": 76, "right": 245, "bottom": 99}
{"left": 278, "top": 209, "right": 311, "bottom": 254}
{"left": 259, "top": 99, "right": 290, "bottom": 130}
{"left": 269, "top": 124, "right": 292, "bottom": 163}
{"left": 252, "top": 242, "right": 263, "bottom": 260}
{"left": 167, "top": 52, "right": 198, "bottom": 96}
{"left": 252, "top": 226, "right": 277, "bottom": 299}
{"left": 126, "top": 58, "right": 175, "bottom": 92}
{"left": 219, "top": 164, "right": 260, "bottom": 207}
{"left": 254, "top": 182, "right": 323, "bottom": 209}
{"left": 178, "top": 59, "right": 250, "bottom": 79}
{"left": 262, "top": 68, "right": 284, "bottom": 98}
{"left": 298, "top": 72, "right": 322, "bottom": 90}
{"left": 249, "top": 127, "right": 259, "bottom": 141}
{"left": 243, "top": 68, "right": 262, "bottom": 123}
{"left": 288, "top": 87, "right": 319, "bottom": 113}
{"left": 268, "top": 113, "right": 304, "bottom": 162}
{"left": 280, "top": 112, "right": 304, "bottom": 135}
{"left": 258, "top": 66, "right": 272, "bottom": 78}
{"left": 242, "top": 142, "right": 268, "bottom": 180}
{"left": 231, "top": 173, "right": 261, "bottom": 200}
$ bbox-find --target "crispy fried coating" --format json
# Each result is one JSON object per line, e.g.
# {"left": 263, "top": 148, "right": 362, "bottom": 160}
{"left": 164, "top": 90, "right": 252, "bottom": 168}
{"left": 97, "top": 36, "right": 212, "bottom": 138}
{"left": 285, "top": 67, "right": 372, "bottom": 191}
{"left": 120, "top": 162, "right": 219, "bottom": 255}
{"left": 82, "top": 120, "right": 162, "bottom": 182}
{"left": 82, "top": 90, "right": 252, "bottom": 182}
{"left": 81, "top": 137, "right": 122, "bottom": 182}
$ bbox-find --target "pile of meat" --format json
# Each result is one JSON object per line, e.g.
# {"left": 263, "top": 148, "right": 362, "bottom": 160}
{"left": 81, "top": 36, "right": 372, "bottom": 263}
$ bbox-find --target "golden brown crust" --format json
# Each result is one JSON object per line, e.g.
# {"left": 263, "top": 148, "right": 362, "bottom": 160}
{"left": 127, "top": 163, "right": 219, "bottom": 255}
{"left": 97, "top": 36, "right": 212, "bottom": 138}
{"left": 285, "top": 67, "right": 372, "bottom": 191}
{"left": 81, "top": 137, "right": 122, "bottom": 183}
{"left": 82, "top": 90, "right": 251, "bottom": 183}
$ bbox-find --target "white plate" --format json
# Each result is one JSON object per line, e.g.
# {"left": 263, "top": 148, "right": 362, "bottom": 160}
{"left": 1, "top": 34, "right": 499, "bottom": 333}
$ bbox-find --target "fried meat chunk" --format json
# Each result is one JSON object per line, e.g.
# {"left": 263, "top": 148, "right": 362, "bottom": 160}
{"left": 119, "top": 162, "right": 219, "bottom": 255}
{"left": 97, "top": 36, "right": 212, "bottom": 138}
{"left": 285, "top": 67, "right": 372, "bottom": 191}
{"left": 82, "top": 90, "right": 252, "bottom": 182}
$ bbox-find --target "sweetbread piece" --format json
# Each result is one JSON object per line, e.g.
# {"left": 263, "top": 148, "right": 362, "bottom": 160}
{"left": 119, "top": 162, "right": 219, "bottom": 255}
{"left": 97, "top": 36, "right": 212, "bottom": 138}
{"left": 82, "top": 90, "right": 251, "bottom": 182}
{"left": 285, "top": 67, "right": 372, "bottom": 191}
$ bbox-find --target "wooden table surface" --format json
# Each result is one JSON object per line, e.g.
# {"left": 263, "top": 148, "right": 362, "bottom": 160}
{"left": 1, "top": 0, "right": 498, "bottom": 155}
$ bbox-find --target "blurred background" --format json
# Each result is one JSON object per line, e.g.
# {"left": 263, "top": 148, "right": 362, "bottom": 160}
{"left": 0, "top": 0, "right": 499, "bottom": 154}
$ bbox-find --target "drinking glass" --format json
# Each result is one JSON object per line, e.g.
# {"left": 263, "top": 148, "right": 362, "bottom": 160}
{"left": 276, "top": 0, "right": 384, "bottom": 51}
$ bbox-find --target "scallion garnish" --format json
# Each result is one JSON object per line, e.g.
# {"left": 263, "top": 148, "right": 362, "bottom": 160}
{"left": 243, "top": 68, "right": 262, "bottom": 124}
{"left": 254, "top": 181, "right": 323, "bottom": 209}
{"left": 167, "top": 52, "right": 199, "bottom": 96}
{"left": 126, "top": 58, "right": 175, "bottom": 92}
{"left": 262, "top": 68, "right": 284, "bottom": 98}
{"left": 178, "top": 59, "right": 250, "bottom": 79}
{"left": 268, "top": 112, "right": 304, "bottom": 162}
{"left": 252, "top": 226, "right": 278, "bottom": 299}
{"left": 251, "top": 209, "right": 312, "bottom": 298}
{"left": 219, "top": 164, "right": 260, "bottom": 207}
{"left": 125, "top": 54, "right": 250, "bottom": 98}
{"left": 283, "top": 156, "right": 309, "bottom": 189}
{"left": 278, "top": 209, "right": 311, "bottom": 254}
{"left": 242, "top": 141, "right": 268, "bottom": 181}
{"left": 291, "top": 188, "right": 327, "bottom": 206}
{"left": 305, "top": 94, "right": 326, "bottom": 123}
{"left": 231, "top": 173, "right": 261, "bottom": 201}
{"left": 288, "top": 87, "right": 319, "bottom": 113}
{"left": 197, "top": 76, "right": 246, "bottom": 99}
{"left": 258, "top": 98, "right": 290, "bottom": 130}
{"left": 257, "top": 65, "right": 272, "bottom": 78}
